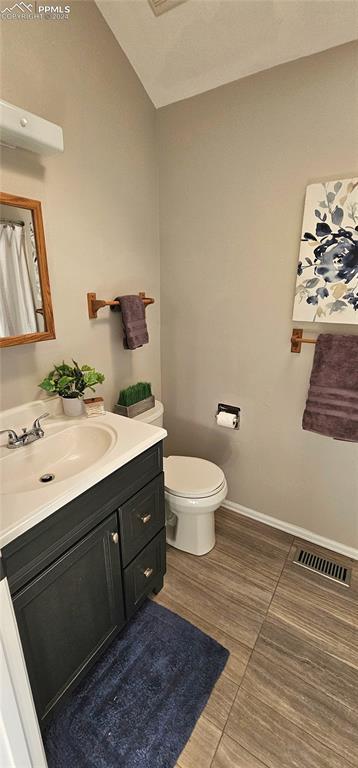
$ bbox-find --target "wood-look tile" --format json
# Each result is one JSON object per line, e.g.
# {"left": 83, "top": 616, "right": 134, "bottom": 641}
{"left": 215, "top": 508, "right": 293, "bottom": 582}
{"left": 241, "top": 650, "right": 358, "bottom": 764}
{"left": 268, "top": 553, "right": 358, "bottom": 668}
{"left": 153, "top": 590, "right": 252, "bottom": 685}
{"left": 218, "top": 508, "right": 293, "bottom": 549}
{"left": 256, "top": 618, "right": 358, "bottom": 712}
{"left": 203, "top": 674, "right": 238, "bottom": 730}
{"left": 212, "top": 735, "right": 268, "bottom": 768}
{"left": 158, "top": 564, "right": 263, "bottom": 649}
{"left": 167, "top": 545, "right": 275, "bottom": 614}
{"left": 161, "top": 516, "right": 357, "bottom": 768}
{"left": 226, "top": 688, "right": 353, "bottom": 768}
{"left": 176, "top": 715, "right": 221, "bottom": 768}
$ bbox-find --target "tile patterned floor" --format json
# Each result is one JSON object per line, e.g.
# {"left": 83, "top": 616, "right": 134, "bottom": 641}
{"left": 153, "top": 507, "right": 358, "bottom": 768}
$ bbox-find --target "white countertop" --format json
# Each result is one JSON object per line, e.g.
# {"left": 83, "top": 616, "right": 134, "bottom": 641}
{"left": 0, "top": 402, "right": 166, "bottom": 550}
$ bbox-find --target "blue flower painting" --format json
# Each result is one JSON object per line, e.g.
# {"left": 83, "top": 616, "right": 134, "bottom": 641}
{"left": 293, "top": 178, "right": 358, "bottom": 324}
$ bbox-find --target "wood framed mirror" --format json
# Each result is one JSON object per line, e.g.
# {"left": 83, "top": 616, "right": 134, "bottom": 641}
{"left": 0, "top": 192, "right": 55, "bottom": 347}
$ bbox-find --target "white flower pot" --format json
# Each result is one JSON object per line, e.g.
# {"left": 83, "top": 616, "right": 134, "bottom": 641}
{"left": 61, "top": 397, "right": 83, "bottom": 417}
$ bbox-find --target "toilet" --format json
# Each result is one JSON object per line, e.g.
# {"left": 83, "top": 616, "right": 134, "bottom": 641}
{"left": 135, "top": 401, "right": 228, "bottom": 555}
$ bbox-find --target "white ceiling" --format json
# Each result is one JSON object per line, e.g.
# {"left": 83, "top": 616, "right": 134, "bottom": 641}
{"left": 96, "top": 0, "right": 358, "bottom": 108}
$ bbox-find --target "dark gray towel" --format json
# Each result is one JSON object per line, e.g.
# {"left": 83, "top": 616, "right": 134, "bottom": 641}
{"left": 111, "top": 295, "right": 149, "bottom": 350}
{"left": 303, "top": 334, "right": 358, "bottom": 442}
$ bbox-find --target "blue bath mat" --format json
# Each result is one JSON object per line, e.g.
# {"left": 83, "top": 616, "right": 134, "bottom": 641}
{"left": 44, "top": 600, "right": 229, "bottom": 768}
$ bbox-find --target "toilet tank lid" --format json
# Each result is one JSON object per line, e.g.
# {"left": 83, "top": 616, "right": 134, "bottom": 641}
{"left": 164, "top": 456, "right": 225, "bottom": 498}
{"left": 133, "top": 399, "right": 163, "bottom": 424}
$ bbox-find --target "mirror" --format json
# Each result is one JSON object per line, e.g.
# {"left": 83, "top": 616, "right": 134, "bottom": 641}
{"left": 0, "top": 192, "right": 55, "bottom": 347}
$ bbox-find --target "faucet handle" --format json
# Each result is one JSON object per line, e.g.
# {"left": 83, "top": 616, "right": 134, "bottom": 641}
{"left": 0, "top": 428, "right": 19, "bottom": 445}
{"left": 32, "top": 412, "right": 49, "bottom": 431}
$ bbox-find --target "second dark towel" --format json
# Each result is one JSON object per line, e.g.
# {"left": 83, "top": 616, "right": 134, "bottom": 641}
{"left": 303, "top": 333, "right": 358, "bottom": 442}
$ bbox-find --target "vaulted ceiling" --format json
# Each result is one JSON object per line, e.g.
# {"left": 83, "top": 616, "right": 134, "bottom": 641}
{"left": 96, "top": 0, "right": 358, "bottom": 108}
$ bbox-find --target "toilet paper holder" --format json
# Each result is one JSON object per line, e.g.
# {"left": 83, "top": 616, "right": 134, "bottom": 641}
{"left": 216, "top": 403, "right": 240, "bottom": 429}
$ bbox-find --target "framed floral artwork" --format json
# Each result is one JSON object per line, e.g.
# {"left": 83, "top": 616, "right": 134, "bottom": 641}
{"left": 293, "top": 178, "right": 358, "bottom": 324}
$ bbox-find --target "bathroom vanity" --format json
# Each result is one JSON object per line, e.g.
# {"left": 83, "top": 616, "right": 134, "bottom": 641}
{"left": 0, "top": 401, "right": 166, "bottom": 762}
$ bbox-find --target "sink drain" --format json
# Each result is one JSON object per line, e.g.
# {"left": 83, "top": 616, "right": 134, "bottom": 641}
{"left": 39, "top": 473, "right": 55, "bottom": 483}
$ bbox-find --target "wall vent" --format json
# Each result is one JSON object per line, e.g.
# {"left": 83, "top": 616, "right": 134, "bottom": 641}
{"left": 147, "top": 0, "right": 188, "bottom": 17}
{"left": 293, "top": 547, "right": 351, "bottom": 587}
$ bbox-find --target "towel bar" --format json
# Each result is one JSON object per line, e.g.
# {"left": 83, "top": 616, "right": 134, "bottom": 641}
{"left": 87, "top": 292, "right": 154, "bottom": 319}
{"left": 291, "top": 328, "right": 317, "bottom": 353}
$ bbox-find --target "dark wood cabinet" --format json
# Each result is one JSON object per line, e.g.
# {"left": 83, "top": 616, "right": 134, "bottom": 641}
{"left": 13, "top": 514, "right": 125, "bottom": 723}
{"left": 2, "top": 442, "right": 166, "bottom": 728}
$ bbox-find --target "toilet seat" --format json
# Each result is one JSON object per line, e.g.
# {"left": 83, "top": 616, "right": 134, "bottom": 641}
{"left": 164, "top": 456, "right": 225, "bottom": 499}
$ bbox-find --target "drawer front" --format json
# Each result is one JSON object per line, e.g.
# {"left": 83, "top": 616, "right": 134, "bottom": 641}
{"left": 3, "top": 441, "right": 163, "bottom": 595}
{"left": 119, "top": 474, "right": 164, "bottom": 566}
{"left": 124, "top": 529, "right": 166, "bottom": 619}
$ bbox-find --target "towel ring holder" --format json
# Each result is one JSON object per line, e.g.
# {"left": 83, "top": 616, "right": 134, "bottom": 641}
{"left": 87, "top": 292, "right": 155, "bottom": 319}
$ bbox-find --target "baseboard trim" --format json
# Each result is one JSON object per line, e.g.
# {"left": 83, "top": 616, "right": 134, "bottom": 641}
{"left": 223, "top": 499, "right": 358, "bottom": 561}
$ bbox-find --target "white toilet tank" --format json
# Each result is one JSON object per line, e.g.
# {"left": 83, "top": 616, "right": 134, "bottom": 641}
{"left": 133, "top": 399, "right": 164, "bottom": 427}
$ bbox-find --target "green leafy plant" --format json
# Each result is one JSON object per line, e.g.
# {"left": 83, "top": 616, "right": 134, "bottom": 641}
{"left": 117, "top": 381, "right": 152, "bottom": 407}
{"left": 39, "top": 360, "right": 105, "bottom": 400}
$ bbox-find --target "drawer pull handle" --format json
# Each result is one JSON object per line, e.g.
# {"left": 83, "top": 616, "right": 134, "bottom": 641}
{"left": 139, "top": 513, "right": 152, "bottom": 525}
{"left": 143, "top": 567, "right": 154, "bottom": 579}
{"left": 111, "top": 532, "right": 119, "bottom": 544}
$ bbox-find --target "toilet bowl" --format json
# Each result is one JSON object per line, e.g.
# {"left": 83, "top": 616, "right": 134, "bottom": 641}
{"left": 164, "top": 456, "right": 227, "bottom": 555}
{"left": 134, "top": 401, "right": 227, "bottom": 556}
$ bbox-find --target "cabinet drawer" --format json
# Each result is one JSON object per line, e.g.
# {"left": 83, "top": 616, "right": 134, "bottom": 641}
{"left": 124, "top": 529, "right": 166, "bottom": 619}
{"left": 119, "top": 474, "right": 164, "bottom": 566}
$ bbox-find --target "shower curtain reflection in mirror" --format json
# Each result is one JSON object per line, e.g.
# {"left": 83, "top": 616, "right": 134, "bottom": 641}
{"left": 0, "top": 215, "right": 44, "bottom": 337}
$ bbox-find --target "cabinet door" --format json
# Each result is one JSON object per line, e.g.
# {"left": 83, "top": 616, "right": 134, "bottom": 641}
{"left": 13, "top": 513, "right": 124, "bottom": 725}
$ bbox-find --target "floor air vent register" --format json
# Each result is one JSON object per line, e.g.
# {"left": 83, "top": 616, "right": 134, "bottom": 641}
{"left": 293, "top": 548, "right": 352, "bottom": 587}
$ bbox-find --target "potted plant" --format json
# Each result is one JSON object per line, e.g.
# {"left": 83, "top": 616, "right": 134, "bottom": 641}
{"left": 39, "top": 360, "right": 105, "bottom": 417}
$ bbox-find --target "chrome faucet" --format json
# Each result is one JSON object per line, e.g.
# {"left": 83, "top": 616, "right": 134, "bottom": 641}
{"left": 0, "top": 413, "right": 49, "bottom": 449}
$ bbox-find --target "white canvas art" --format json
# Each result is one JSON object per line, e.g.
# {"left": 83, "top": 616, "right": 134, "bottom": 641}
{"left": 293, "top": 178, "right": 358, "bottom": 324}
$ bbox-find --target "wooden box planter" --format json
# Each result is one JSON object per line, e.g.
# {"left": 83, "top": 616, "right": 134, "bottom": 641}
{"left": 114, "top": 395, "right": 155, "bottom": 418}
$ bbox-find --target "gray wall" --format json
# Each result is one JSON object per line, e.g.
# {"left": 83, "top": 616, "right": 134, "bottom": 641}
{"left": 0, "top": 0, "right": 160, "bottom": 410}
{"left": 1, "top": 11, "right": 357, "bottom": 549}
{"left": 158, "top": 42, "right": 358, "bottom": 549}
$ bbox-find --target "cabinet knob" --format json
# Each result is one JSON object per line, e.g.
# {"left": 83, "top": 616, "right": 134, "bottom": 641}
{"left": 139, "top": 513, "right": 152, "bottom": 525}
{"left": 143, "top": 567, "right": 154, "bottom": 579}
{"left": 111, "top": 532, "right": 119, "bottom": 544}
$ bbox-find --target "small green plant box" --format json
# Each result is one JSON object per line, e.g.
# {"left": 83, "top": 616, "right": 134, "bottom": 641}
{"left": 114, "top": 382, "right": 154, "bottom": 418}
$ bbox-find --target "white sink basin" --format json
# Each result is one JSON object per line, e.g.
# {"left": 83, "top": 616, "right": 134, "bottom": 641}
{"left": 1, "top": 422, "right": 117, "bottom": 494}
{"left": 0, "top": 400, "right": 167, "bottom": 549}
